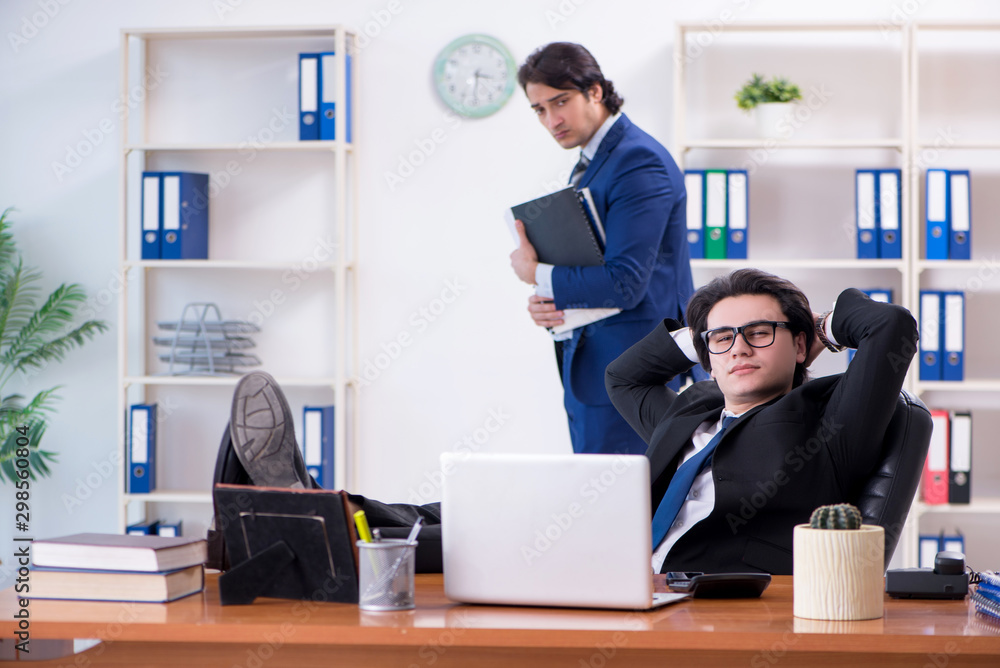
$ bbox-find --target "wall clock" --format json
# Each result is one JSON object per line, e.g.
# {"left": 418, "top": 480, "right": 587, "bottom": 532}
{"left": 433, "top": 34, "right": 516, "bottom": 118}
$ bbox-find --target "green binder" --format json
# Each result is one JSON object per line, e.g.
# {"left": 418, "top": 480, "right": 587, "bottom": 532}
{"left": 704, "top": 169, "right": 728, "bottom": 259}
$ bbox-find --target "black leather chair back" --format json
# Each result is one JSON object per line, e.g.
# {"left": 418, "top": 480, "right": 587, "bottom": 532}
{"left": 853, "top": 390, "right": 933, "bottom": 568}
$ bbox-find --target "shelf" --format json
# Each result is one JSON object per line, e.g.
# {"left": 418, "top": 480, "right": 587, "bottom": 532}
{"left": 682, "top": 139, "right": 904, "bottom": 151}
{"left": 917, "top": 380, "right": 1000, "bottom": 393}
{"left": 124, "top": 260, "right": 344, "bottom": 271}
{"left": 915, "top": 499, "right": 1000, "bottom": 514}
{"left": 124, "top": 375, "right": 339, "bottom": 388}
{"left": 916, "top": 259, "right": 1000, "bottom": 272}
{"left": 123, "top": 25, "right": 351, "bottom": 40}
{"left": 677, "top": 21, "right": 905, "bottom": 33}
{"left": 691, "top": 259, "right": 905, "bottom": 271}
{"left": 125, "top": 491, "right": 212, "bottom": 504}
{"left": 125, "top": 141, "right": 352, "bottom": 153}
{"left": 915, "top": 21, "right": 1000, "bottom": 32}
{"left": 913, "top": 140, "right": 1000, "bottom": 151}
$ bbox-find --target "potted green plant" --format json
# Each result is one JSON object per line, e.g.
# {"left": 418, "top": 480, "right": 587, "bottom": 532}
{"left": 793, "top": 503, "right": 884, "bottom": 621}
{"left": 734, "top": 73, "right": 802, "bottom": 139}
{"left": 0, "top": 208, "right": 108, "bottom": 483}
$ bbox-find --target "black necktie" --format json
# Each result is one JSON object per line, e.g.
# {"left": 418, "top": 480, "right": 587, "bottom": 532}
{"left": 569, "top": 153, "right": 590, "bottom": 188}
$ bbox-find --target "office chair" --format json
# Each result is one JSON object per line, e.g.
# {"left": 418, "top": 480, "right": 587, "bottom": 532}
{"left": 853, "top": 390, "right": 933, "bottom": 568}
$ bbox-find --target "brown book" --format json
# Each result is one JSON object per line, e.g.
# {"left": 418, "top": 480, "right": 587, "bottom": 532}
{"left": 25, "top": 565, "right": 204, "bottom": 603}
{"left": 31, "top": 533, "right": 207, "bottom": 572}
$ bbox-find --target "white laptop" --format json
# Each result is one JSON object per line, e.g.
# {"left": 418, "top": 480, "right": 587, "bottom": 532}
{"left": 441, "top": 452, "right": 690, "bottom": 610}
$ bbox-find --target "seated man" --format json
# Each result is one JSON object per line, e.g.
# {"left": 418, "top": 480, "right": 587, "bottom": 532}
{"left": 212, "top": 269, "right": 917, "bottom": 575}
{"left": 605, "top": 268, "right": 917, "bottom": 574}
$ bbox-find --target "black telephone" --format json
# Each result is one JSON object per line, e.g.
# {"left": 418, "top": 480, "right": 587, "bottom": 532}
{"left": 885, "top": 551, "right": 969, "bottom": 599}
{"left": 666, "top": 572, "right": 771, "bottom": 598}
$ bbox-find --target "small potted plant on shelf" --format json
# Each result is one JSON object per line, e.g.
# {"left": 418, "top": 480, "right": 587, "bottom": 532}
{"left": 793, "top": 503, "right": 884, "bottom": 621}
{"left": 734, "top": 73, "right": 802, "bottom": 139}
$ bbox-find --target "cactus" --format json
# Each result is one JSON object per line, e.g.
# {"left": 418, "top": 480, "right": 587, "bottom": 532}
{"left": 809, "top": 503, "right": 863, "bottom": 530}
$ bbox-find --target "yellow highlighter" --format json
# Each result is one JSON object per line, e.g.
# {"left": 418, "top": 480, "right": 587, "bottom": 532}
{"left": 354, "top": 509, "right": 374, "bottom": 543}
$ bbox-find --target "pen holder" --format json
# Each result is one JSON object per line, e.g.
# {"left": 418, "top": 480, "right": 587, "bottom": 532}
{"left": 357, "top": 539, "right": 417, "bottom": 611}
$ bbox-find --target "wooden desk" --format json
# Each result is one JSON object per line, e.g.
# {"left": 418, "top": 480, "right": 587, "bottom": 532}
{"left": 2, "top": 574, "right": 999, "bottom": 667}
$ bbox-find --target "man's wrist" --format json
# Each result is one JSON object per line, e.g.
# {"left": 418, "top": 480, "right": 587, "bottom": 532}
{"left": 815, "top": 311, "right": 846, "bottom": 353}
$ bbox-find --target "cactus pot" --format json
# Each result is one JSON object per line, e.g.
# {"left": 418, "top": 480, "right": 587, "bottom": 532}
{"left": 793, "top": 524, "right": 884, "bottom": 620}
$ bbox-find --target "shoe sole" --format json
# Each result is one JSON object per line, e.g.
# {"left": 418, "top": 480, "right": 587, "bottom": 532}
{"left": 230, "top": 372, "right": 308, "bottom": 489}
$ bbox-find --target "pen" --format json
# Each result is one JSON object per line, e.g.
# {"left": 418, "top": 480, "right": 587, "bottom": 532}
{"left": 372, "top": 528, "right": 383, "bottom": 543}
{"left": 354, "top": 509, "right": 374, "bottom": 543}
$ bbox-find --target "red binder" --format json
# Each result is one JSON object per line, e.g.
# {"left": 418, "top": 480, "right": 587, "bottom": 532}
{"left": 922, "top": 410, "right": 950, "bottom": 504}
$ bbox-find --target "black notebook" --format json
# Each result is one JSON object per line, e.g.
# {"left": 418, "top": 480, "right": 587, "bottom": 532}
{"left": 511, "top": 186, "right": 606, "bottom": 267}
{"left": 214, "top": 484, "right": 359, "bottom": 603}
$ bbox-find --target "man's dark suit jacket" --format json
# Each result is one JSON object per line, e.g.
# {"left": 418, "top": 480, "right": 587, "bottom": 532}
{"left": 605, "top": 288, "right": 918, "bottom": 575}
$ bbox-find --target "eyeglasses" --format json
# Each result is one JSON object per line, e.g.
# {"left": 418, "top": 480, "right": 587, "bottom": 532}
{"left": 701, "top": 321, "right": 791, "bottom": 354}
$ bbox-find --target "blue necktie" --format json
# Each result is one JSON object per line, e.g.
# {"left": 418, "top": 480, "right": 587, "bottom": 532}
{"left": 651, "top": 415, "right": 737, "bottom": 548}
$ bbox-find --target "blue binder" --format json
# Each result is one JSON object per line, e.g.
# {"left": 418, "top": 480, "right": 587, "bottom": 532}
{"left": 302, "top": 405, "right": 335, "bottom": 488}
{"left": 160, "top": 172, "right": 209, "bottom": 260}
{"left": 726, "top": 170, "right": 749, "bottom": 259}
{"left": 319, "top": 51, "right": 353, "bottom": 142}
{"left": 141, "top": 172, "right": 162, "bottom": 259}
{"left": 925, "top": 169, "right": 950, "bottom": 260}
{"left": 855, "top": 169, "right": 878, "bottom": 259}
{"left": 157, "top": 520, "right": 183, "bottom": 537}
{"left": 877, "top": 169, "right": 902, "bottom": 259}
{"left": 299, "top": 53, "right": 320, "bottom": 140}
{"left": 127, "top": 519, "right": 160, "bottom": 535}
{"left": 942, "top": 291, "right": 965, "bottom": 381}
{"left": 683, "top": 170, "right": 705, "bottom": 259}
{"left": 919, "top": 291, "right": 942, "bottom": 381}
{"left": 948, "top": 170, "right": 971, "bottom": 260}
{"left": 128, "top": 404, "right": 157, "bottom": 494}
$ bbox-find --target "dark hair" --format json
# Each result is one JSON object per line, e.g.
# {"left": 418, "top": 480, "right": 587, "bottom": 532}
{"left": 685, "top": 269, "right": 815, "bottom": 388}
{"left": 517, "top": 42, "right": 623, "bottom": 114}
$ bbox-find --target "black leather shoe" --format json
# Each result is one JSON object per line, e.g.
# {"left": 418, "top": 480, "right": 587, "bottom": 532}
{"left": 208, "top": 421, "right": 249, "bottom": 571}
{"left": 230, "top": 371, "right": 310, "bottom": 489}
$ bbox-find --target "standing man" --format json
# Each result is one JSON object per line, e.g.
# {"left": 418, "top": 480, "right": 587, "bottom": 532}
{"left": 510, "top": 42, "right": 695, "bottom": 456}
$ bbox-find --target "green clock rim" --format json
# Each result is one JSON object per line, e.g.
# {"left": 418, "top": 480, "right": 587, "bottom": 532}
{"left": 433, "top": 33, "right": 517, "bottom": 118}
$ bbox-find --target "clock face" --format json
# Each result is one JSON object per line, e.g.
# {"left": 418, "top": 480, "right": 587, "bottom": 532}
{"left": 434, "top": 34, "right": 516, "bottom": 118}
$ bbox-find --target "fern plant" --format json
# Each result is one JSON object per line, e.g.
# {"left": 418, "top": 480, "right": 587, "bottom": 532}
{"left": 735, "top": 73, "right": 802, "bottom": 111}
{"left": 0, "top": 208, "right": 108, "bottom": 483}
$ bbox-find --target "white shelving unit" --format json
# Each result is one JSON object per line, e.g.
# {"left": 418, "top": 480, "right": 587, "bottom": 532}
{"left": 673, "top": 21, "right": 1000, "bottom": 568}
{"left": 116, "top": 26, "right": 359, "bottom": 536}
{"left": 905, "top": 21, "right": 1000, "bottom": 565}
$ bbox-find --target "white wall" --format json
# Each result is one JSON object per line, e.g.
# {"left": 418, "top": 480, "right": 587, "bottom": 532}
{"left": 2, "top": 0, "right": 1000, "bottom": 586}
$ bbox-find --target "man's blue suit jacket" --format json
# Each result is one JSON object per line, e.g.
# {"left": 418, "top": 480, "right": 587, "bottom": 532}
{"left": 552, "top": 115, "right": 695, "bottom": 420}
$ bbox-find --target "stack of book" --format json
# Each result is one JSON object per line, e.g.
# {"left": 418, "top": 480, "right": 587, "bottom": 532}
{"left": 27, "top": 533, "right": 207, "bottom": 603}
